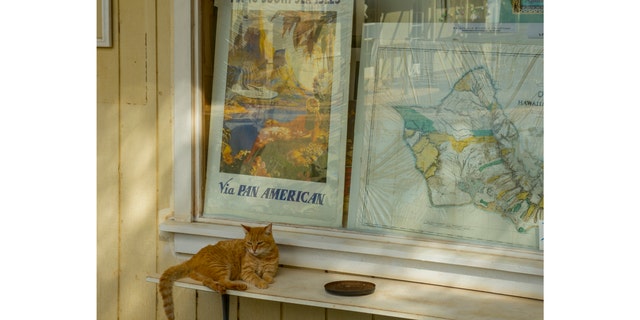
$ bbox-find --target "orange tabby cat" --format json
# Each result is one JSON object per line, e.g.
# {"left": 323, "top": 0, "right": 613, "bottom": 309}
{"left": 159, "top": 223, "right": 279, "bottom": 320}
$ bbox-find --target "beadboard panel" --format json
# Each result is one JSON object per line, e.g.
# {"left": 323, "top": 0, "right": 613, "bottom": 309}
{"left": 239, "top": 298, "right": 280, "bottom": 320}
{"left": 96, "top": 0, "right": 120, "bottom": 318}
{"left": 329, "top": 309, "right": 374, "bottom": 320}
{"left": 283, "top": 304, "right": 325, "bottom": 320}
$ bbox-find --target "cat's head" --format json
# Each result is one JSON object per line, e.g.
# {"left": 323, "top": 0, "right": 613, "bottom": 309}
{"left": 242, "top": 223, "right": 276, "bottom": 256}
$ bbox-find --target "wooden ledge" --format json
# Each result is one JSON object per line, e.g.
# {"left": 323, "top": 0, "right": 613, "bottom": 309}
{"left": 147, "top": 266, "right": 542, "bottom": 320}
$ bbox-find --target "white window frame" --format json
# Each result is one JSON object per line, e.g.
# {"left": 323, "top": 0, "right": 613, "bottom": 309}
{"left": 169, "top": 0, "right": 543, "bottom": 300}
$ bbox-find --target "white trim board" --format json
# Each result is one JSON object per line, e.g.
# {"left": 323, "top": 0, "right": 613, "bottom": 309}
{"left": 147, "top": 266, "right": 542, "bottom": 320}
{"left": 160, "top": 220, "right": 543, "bottom": 299}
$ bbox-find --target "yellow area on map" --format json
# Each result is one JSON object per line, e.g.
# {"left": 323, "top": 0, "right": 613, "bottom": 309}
{"left": 427, "top": 133, "right": 497, "bottom": 153}
{"left": 408, "top": 131, "right": 500, "bottom": 180}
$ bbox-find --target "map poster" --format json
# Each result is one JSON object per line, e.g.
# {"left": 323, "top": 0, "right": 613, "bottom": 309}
{"left": 203, "top": 0, "right": 353, "bottom": 227}
{"left": 348, "top": 40, "right": 543, "bottom": 249}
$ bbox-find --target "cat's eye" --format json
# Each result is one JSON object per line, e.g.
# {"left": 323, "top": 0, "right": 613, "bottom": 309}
{"left": 245, "top": 240, "right": 265, "bottom": 247}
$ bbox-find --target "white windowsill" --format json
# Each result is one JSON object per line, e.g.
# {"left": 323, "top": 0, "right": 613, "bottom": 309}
{"left": 160, "top": 219, "right": 543, "bottom": 299}
{"left": 147, "top": 266, "right": 543, "bottom": 320}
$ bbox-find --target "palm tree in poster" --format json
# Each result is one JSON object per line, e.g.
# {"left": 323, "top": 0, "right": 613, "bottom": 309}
{"left": 274, "top": 10, "right": 337, "bottom": 106}
{"left": 271, "top": 11, "right": 336, "bottom": 66}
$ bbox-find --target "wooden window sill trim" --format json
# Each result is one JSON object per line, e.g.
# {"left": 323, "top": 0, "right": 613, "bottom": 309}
{"left": 147, "top": 266, "right": 542, "bottom": 320}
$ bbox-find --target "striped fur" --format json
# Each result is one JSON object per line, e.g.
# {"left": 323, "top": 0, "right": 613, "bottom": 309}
{"left": 158, "top": 224, "right": 279, "bottom": 320}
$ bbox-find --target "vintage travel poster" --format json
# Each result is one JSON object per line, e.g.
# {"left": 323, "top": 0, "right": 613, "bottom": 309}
{"left": 203, "top": 0, "right": 353, "bottom": 227}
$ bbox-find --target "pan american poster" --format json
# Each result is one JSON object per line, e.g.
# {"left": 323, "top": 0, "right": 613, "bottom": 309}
{"left": 203, "top": 0, "right": 353, "bottom": 227}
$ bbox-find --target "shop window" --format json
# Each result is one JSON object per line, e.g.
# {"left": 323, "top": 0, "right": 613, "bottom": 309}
{"left": 170, "top": 0, "right": 543, "bottom": 298}
{"left": 191, "top": 0, "right": 543, "bottom": 250}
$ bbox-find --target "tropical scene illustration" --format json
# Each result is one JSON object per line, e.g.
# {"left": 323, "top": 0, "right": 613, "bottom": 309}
{"left": 220, "top": 8, "right": 338, "bottom": 183}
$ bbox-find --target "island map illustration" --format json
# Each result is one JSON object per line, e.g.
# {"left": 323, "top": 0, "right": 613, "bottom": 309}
{"left": 354, "top": 43, "right": 543, "bottom": 248}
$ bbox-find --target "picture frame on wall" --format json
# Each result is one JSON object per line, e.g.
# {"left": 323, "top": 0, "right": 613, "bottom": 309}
{"left": 97, "top": 0, "right": 112, "bottom": 47}
{"left": 202, "top": 0, "right": 354, "bottom": 228}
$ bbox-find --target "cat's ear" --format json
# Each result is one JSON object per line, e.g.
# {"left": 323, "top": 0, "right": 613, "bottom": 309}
{"left": 264, "top": 223, "right": 273, "bottom": 235}
{"left": 242, "top": 224, "right": 251, "bottom": 234}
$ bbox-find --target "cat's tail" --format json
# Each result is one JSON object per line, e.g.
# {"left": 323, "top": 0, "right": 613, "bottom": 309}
{"left": 159, "top": 262, "right": 191, "bottom": 320}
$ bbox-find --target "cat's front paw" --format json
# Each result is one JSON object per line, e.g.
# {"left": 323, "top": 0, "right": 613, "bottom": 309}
{"left": 203, "top": 279, "right": 227, "bottom": 294}
{"left": 255, "top": 280, "right": 269, "bottom": 289}
{"left": 263, "top": 275, "right": 275, "bottom": 284}
{"left": 233, "top": 283, "right": 248, "bottom": 291}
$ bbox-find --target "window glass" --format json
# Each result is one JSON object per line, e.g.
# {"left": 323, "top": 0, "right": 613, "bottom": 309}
{"left": 347, "top": 0, "right": 543, "bottom": 249}
{"left": 200, "top": 0, "right": 543, "bottom": 250}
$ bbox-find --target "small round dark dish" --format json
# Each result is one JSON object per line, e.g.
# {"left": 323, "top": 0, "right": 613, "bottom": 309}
{"left": 324, "top": 280, "right": 376, "bottom": 296}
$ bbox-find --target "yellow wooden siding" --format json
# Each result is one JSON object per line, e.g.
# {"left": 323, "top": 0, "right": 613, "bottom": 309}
{"left": 96, "top": 0, "right": 120, "bottom": 318}
{"left": 283, "top": 304, "right": 325, "bottom": 320}
{"left": 96, "top": 0, "right": 406, "bottom": 318}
